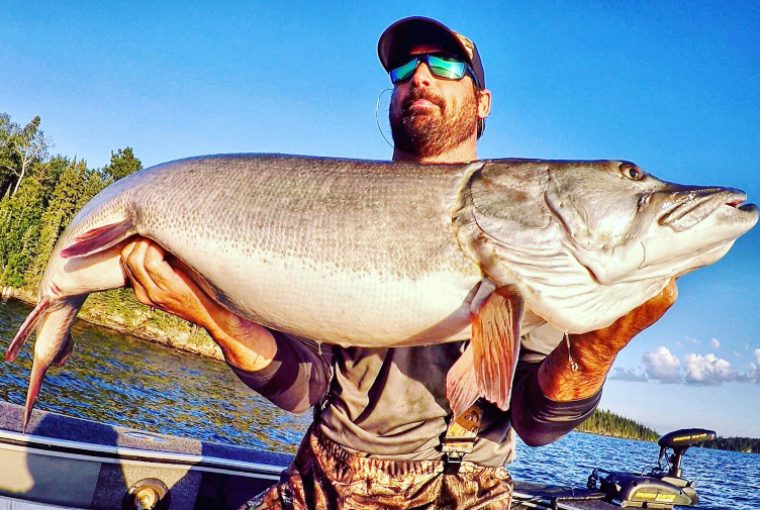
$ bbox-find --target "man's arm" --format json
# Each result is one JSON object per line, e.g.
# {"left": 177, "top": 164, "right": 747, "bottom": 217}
{"left": 537, "top": 278, "right": 677, "bottom": 401}
{"left": 511, "top": 279, "right": 677, "bottom": 446}
{"left": 120, "top": 237, "right": 331, "bottom": 413}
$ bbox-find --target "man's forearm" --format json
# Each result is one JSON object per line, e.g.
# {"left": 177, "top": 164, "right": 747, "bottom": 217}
{"left": 536, "top": 329, "right": 617, "bottom": 401}
{"left": 510, "top": 362, "right": 601, "bottom": 446}
{"left": 537, "top": 279, "right": 678, "bottom": 401}
{"left": 200, "top": 300, "right": 278, "bottom": 372}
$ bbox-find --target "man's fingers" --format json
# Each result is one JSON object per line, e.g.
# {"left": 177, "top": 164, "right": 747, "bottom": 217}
{"left": 131, "top": 278, "right": 153, "bottom": 307}
{"left": 629, "top": 277, "right": 678, "bottom": 333}
{"left": 142, "top": 243, "right": 177, "bottom": 290}
{"left": 124, "top": 240, "right": 152, "bottom": 288}
{"left": 119, "top": 238, "right": 167, "bottom": 306}
{"left": 663, "top": 277, "right": 678, "bottom": 303}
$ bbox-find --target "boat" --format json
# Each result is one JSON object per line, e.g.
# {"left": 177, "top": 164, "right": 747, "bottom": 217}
{"left": 0, "top": 400, "right": 713, "bottom": 509}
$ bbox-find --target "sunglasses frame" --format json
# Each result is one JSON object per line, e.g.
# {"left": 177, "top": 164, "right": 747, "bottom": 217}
{"left": 389, "top": 54, "right": 480, "bottom": 88}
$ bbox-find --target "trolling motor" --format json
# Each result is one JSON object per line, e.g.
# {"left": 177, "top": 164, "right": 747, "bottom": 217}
{"left": 588, "top": 428, "right": 716, "bottom": 508}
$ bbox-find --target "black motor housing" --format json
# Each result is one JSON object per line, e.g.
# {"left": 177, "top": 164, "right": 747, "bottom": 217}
{"left": 600, "top": 471, "right": 697, "bottom": 508}
{"left": 592, "top": 427, "right": 716, "bottom": 508}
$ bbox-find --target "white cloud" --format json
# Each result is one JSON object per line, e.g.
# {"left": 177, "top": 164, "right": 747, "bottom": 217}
{"left": 749, "top": 348, "right": 760, "bottom": 384}
{"left": 683, "top": 353, "right": 737, "bottom": 385}
{"left": 643, "top": 346, "right": 682, "bottom": 383}
{"left": 609, "top": 367, "right": 647, "bottom": 382}
{"left": 710, "top": 338, "right": 720, "bottom": 349}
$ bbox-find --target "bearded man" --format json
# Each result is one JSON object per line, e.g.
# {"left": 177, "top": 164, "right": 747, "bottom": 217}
{"left": 119, "top": 16, "right": 677, "bottom": 509}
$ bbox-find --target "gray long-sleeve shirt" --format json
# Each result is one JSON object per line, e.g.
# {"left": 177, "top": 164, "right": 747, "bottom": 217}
{"left": 231, "top": 324, "right": 600, "bottom": 468}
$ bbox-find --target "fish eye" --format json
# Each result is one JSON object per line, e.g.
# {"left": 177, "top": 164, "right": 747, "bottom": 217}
{"left": 620, "top": 163, "right": 645, "bottom": 181}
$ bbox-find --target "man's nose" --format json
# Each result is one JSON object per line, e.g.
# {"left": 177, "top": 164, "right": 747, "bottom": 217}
{"left": 410, "top": 62, "right": 434, "bottom": 87}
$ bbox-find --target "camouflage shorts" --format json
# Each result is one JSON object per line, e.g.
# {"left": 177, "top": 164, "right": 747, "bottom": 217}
{"left": 241, "top": 428, "right": 513, "bottom": 510}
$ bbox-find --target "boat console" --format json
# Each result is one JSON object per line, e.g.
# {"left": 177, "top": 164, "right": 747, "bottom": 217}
{"left": 588, "top": 428, "right": 716, "bottom": 508}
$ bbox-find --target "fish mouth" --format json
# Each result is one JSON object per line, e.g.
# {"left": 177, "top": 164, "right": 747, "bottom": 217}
{"left": 658, "top": 189, "right": 753, "bottom": 232}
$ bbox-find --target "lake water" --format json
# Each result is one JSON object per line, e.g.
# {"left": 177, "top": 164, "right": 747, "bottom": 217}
{"left": 1, "top": 300, "right": 758, "bottom": 509}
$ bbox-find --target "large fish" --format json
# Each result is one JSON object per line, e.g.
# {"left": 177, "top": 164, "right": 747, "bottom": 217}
{"left": 5, "top": 155, "right": 758, "bottom": 429}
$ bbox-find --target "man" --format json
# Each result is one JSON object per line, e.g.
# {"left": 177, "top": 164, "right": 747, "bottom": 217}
{"left": 120, "top": 17, "right": 677, "bottom": 509}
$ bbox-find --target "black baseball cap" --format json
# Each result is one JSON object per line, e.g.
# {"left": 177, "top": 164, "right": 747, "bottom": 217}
{"left": 378, "top": 16, "right": 486, "bottom": 89}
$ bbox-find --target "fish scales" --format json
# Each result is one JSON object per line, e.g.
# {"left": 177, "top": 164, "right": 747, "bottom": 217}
{"left": 66, "top": 155, "right": 484, "bottom": 347}
{"left": 6, "top": 154, "right": 757, "bottom": 428}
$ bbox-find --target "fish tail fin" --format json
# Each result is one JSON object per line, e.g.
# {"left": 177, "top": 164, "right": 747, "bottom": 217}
{"left": 22, "top": 359, "right": 47, "bottom": 433}
{"left": 5, "top": 297, "right": 50, "bottom": 362}
{"left": 446, "top": 287, "right": 522, "bottom": 416}
{"left": 14, "top": 296, "right": 85, "bottom": 433}
{"left": 60, "top": 219, "right": 135, "bottom": 259}
{"left": 52, "top": 332, "right": 74, "bottom": 367}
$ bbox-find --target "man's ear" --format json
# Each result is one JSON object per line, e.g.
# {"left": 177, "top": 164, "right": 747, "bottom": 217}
{"left": 477, "top": 88, "right": 492, "bottom": 119}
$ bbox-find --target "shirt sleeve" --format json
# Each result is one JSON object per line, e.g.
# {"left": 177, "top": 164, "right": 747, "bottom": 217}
{"left": 227, "top": 331, "right": 333, "bottom": 414}
{"left": 509, "top": 361, "right": 602, "bottom": 447}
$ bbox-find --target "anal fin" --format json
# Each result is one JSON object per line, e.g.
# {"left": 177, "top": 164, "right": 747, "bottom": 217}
{"left": 5, "top": 298, "right": 50, "bottom": 362}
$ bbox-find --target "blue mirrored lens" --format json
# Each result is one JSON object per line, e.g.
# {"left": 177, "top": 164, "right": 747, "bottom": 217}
{"left": 426, "top": 55, "right": 466, "bottom": 80}
{"left": 389, "top": 55, "right": 471, "bottom": 84}
{"left": 389, "top": 58, "right": 420, "bottom": 84}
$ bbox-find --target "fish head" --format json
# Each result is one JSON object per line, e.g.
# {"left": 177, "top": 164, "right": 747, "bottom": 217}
{"left": 544, "top": 160, "right": 759, "bottom": 284}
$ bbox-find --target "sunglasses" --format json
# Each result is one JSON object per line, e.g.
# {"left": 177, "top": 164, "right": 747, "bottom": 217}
{"left": 389, "top": 54, "right": 479, "bottom": 87}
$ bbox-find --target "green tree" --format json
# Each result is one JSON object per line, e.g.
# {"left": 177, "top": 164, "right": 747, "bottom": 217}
{"left": 103, "top": 147, "right": 142, "bottom": 181}
{"left": 26, "top": 159, "right": 88, "bottom": 283}
{"left": 0, "top": 176, "right": 46, "bottom": 286}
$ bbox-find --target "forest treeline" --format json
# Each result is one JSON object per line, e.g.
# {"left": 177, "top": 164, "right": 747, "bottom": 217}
{"left": 701, "top": 436, "right": 760, "bottom": 454}
{"left": 0, "top": 112, "right": 219, "bottom": 357}
{"left": 577, "top": 409, "right": 660, "bottom": 442}
{"left": 0, "top": 113, "right": 757, "bottom": 452}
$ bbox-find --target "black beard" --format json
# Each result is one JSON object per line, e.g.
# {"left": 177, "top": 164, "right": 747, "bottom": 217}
{"left": 389, "top": 87, "right": 478, "bottom": 158}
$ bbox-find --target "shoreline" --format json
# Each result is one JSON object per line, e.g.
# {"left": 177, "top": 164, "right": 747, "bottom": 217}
{"left": 2, "top": 286, "right": 224, "bottom": 361}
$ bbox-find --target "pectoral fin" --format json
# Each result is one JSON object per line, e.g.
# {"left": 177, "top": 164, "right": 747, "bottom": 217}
{"left": 60, "top": 219, "right": 134, "bottom": 259}
{"left": 446, "top": 287, "right": 523, "bottom": 416}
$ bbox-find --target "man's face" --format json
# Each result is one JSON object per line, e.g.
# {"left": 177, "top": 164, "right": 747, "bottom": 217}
{"left": 389, "top": 43, "right": 479, "bottom": 158}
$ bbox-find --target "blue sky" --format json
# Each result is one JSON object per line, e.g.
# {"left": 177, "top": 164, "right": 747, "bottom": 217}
{"left": 3, "top": 2, "right": 759, "bottom": 437}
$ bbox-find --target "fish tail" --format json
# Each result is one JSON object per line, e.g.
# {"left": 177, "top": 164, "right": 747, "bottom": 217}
{"left": 18, "top": 296, "right": 86, "bottom": 433}
{"left": 5, "top": 297, "right": 50, "bottom": 362}
{"left": 60, "top": 219, "right": 135, "bottom": 259}
{"left": 22, "top": 359, "right": 47, "bottom": 433}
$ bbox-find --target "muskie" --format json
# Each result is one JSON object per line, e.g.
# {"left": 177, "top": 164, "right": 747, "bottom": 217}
{"left": 6, "top": 155, "right": 758, "bottom": 430}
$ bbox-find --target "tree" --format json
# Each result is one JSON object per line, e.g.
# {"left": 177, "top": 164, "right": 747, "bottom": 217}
{"left": 26, "top": 158, "right": 89, "bottom": 283}
{"left": 103, "top": 147, "right": 142, "bottom": 181}
{"left": 0, "top": 115, "right": 49, "bottom": 196}
{"left": 0, "top": 113, "right": 16, "bottom": 196}
{"left": 0, "top": 175, "right": 46, "bottom": 286}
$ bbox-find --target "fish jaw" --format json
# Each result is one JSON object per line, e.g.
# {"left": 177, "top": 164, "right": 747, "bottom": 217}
{"left": 573, "top": 186, "right": 758, "bottom": 285}
{"left": 539, "top": 160, "right": 759, "bottom": 286}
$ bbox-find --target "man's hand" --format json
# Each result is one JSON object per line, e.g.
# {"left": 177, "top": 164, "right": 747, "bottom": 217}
{"left": 120, "top": 237, "right": 276, "bottom": 371}
{"left": 120, "top": 238, "right": 214, "bottom": 327}
{"left": 538, "top": 278, "right": 678, "bottom": 401}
